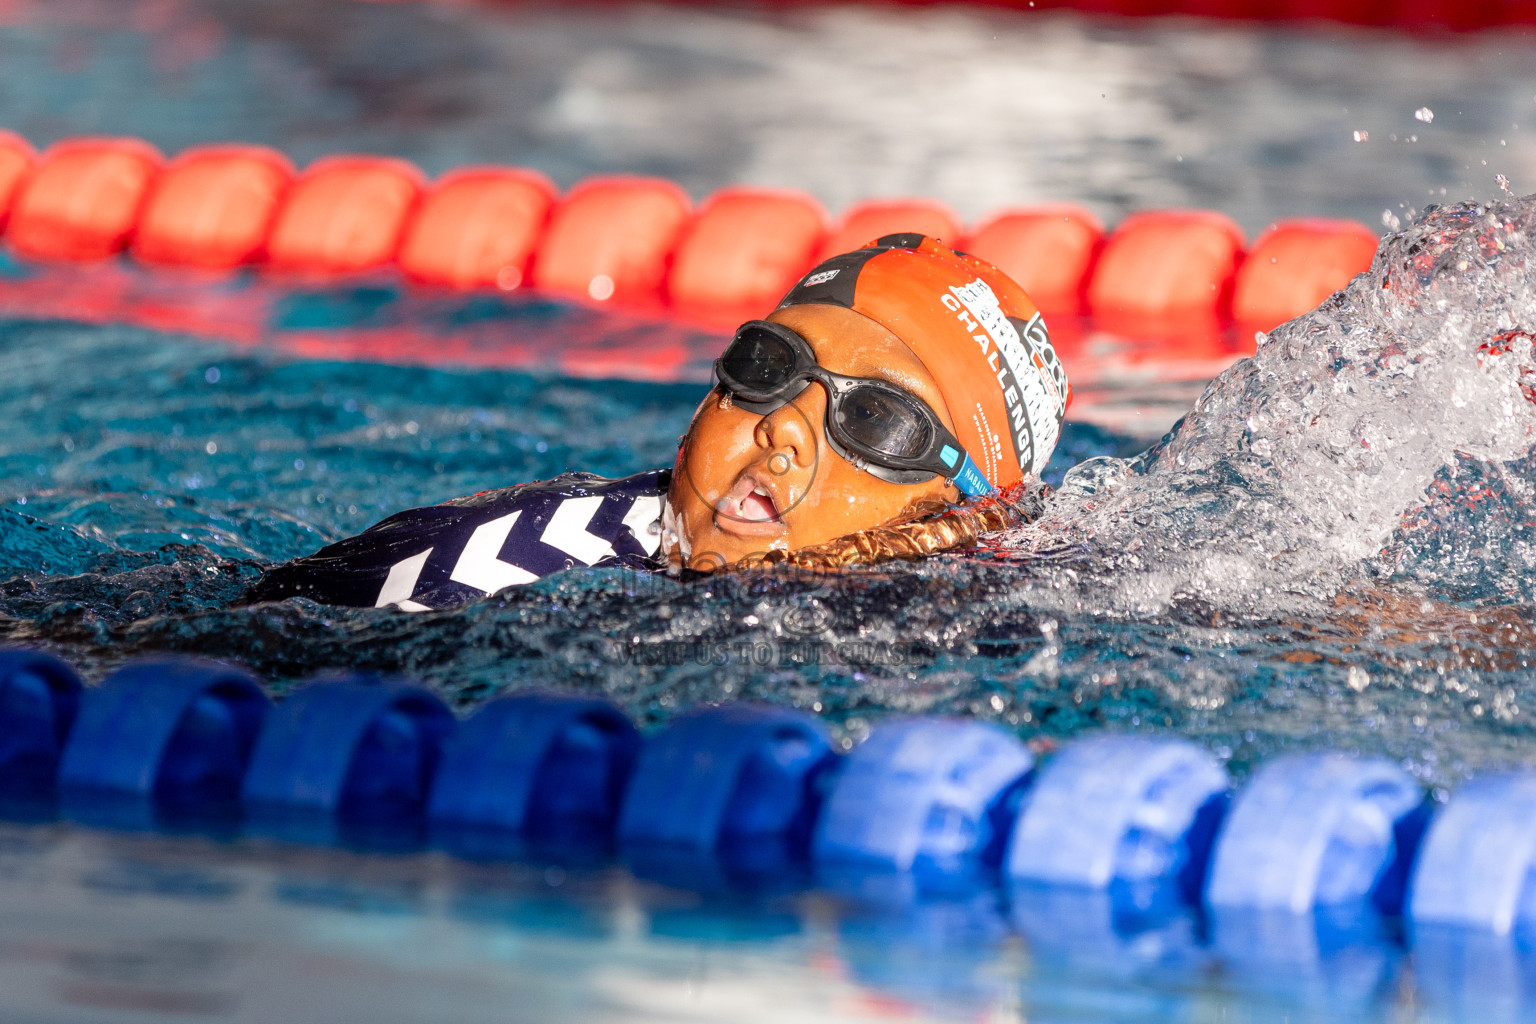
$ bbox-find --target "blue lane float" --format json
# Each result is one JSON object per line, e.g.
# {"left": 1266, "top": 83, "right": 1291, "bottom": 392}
{"left": 243, "top": 674, "right": 455, "bottom": 823}
{"left": 813, "top": 717, "right": 1033, "bottom": 873}
{"left": 1006, "top": 734, "right": 1227, "bottom": 896}
{"left": 0, "top": 649, "right": 81, "bottom": 798}
{"left": 1205, "top": 752, "right": 1426, "bottom": 914}
{"left": 58, "top": 657, "right": 268, "bottom": 813}
{"left": 429, "top": 691, "right": 639, "bottom": 840}
{"left": 1409, "top": 773, "right": 1536, "bottom": 935}
{"left": 618, "top": 702, "right": 832, "bottom": 852}
{"left": 12, "top": 643, "right": 1536, "bottom": 972}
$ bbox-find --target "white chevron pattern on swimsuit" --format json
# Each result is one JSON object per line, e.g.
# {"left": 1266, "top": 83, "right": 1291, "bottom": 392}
{"left": 450, "top": 510, "right": 539, "bottom": 594}
{"left": 622, "top": 494, "right": 663, "bottom": 556}
{"left": 540, "top": 495, "right": 615, "bottom": 565}
{"left": 375, "top": 547, "right": 433, "bottom": 613}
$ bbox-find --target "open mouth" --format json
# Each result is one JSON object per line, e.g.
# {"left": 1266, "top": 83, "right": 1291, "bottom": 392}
{"left": 714, "top": 473, "right": 783, "bottom": 535}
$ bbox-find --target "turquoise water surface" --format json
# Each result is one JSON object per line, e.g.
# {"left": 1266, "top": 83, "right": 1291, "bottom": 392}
{"left": 5, "top": 1, "right": 1536, "bottom": 1021}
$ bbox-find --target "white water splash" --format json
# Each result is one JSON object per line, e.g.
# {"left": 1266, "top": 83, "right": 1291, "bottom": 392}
{"left": 1012, "top": 195, "right": 1536, "bottom": 616}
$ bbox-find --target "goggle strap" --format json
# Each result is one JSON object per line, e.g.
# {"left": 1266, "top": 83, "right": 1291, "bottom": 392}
{"left": 950, "top": 454, "right": 994, "bottom": 498}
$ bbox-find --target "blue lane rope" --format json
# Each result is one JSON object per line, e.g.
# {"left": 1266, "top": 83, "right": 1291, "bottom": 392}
{"left": 0, "top": 648, "right": 81, "bottom": 800}
{"left": 618, "top": 702, "right": 832, "bottom": 854}
{"left": 429, "top": 691, "right": 639, "bottom": 840}
{"left": 242, "top": 673, "right": 456, "bottom": 846}
{"left": 1006, "top": 733, "right": 1227, "bottom": 899}
{"left": 58, "top": 657, "right": 268, "bottom": 812}
{"left": 814, "top": 717, "right": 1033, "bottom": 874}
{"left": 1408, "top": 773, "right": 1536, "bottom": 934}
{"left": 1205, "top": 752, "right": 1428, "bottom": 916}
{"left": 6, "top": 645, "right": 1536, "bottom": 949}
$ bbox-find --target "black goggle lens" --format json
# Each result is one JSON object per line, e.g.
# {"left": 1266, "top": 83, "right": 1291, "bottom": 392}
{"left": 717, "top": 322, "right": 958, "bottom": 479}
{"left": 719, "top": 328, "right": 799, "bottom": 393}
{"left": 834, "top": 387, "right": 933, "bottom": 460}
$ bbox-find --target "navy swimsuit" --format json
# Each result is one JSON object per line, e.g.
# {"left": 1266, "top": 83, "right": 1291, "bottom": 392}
{"left": 249, "top": 470, "right": 669, "bottom": 611}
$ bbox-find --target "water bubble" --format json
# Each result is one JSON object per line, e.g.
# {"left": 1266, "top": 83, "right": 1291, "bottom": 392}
{"left": 1353, "top": 129, "right": 1369, "bottom": 142}
{"left": 1415, "top": 106, "right": 1434, "bottom": 123}
{"left": 1021, "top": 618, "right": 1060, "bottom": 681}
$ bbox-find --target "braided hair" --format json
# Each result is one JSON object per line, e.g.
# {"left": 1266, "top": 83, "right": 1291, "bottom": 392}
{"left": 727, "top": 482, "right": 1047, "bottom": 572}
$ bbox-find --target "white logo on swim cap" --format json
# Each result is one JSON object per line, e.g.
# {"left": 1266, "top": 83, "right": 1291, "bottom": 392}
{"left": 803, "top": 268, "right": 840, "bottom": 287}
{"left": 942, "top": 279, "right": 1065, "bottom": 478}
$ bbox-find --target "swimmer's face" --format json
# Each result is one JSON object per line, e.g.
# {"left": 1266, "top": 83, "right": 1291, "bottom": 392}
{"left": 664, "top": 304, "right": 960, "bottom": 570}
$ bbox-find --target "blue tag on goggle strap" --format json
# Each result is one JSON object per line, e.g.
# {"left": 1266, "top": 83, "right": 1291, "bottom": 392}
{"left": 951, "top": 454, "right": 993, "bottom": 498}
{"left": 939, "top": 444, "right": 960, "bottom": 469}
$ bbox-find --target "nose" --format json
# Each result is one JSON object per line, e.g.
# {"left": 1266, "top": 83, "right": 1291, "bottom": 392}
{"left": 754, "top": 382, "right": 824, "bottom": 470}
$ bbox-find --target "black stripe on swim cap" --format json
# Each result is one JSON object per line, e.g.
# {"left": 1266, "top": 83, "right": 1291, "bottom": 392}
{"left": 872, "top": 232, "right": 929, "bottom": 249}
{"left": 777, "top": 246, "right": 884, "bottom": 309}
{"left": 778, "top": 233, "right": 945, "bottom": 309}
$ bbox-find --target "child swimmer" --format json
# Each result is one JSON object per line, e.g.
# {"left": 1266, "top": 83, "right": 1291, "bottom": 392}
{"left": 249, "top": 234, "right": 1071, "bottom": 610}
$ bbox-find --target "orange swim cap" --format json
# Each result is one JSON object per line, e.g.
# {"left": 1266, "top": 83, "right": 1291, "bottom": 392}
{"left": 777, "top": 233, "right": 1070, "bottom": 491}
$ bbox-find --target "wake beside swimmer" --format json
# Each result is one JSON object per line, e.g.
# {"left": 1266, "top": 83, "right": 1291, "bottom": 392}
{"left": 1002, "top": 193, "right": 1536, "bottom": 623}
{"left": 247, "top": 234, "right": 1070, "bottom": 610}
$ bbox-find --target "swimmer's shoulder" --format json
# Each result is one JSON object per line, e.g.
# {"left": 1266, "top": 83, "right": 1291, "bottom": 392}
{"left": 246, "top": 468, "right": 670, "bottom": 609}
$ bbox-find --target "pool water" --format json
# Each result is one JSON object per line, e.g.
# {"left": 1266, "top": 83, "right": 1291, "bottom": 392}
{"left": 4, "top": 203, "right": 1536, "bottom": 1024}
{"left": 5, "top": 1, "right": 1536, "bottom": 1021}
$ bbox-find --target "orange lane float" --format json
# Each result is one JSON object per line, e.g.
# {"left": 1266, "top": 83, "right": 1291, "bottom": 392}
{"left": 962, "top": 204, "right": 1103, "bottom": 317}
{"left": 816, "top": 198, "right": 963, "bottom": 262}
{"left": 8, "top": 137, "right": 164, "bottom": 262}
{"left": 1087, "top": 208, "right": 1246, "bottom": 359}
{"left": 132, "top": 144, "right": 294, "bottom": 270}
{"left": 397, "top": 167, "right": 557, "bottom": 290}
{"left": 0, "top": 131, "right": 1385, "bottom": 368}
{"left": 667, "top": 186, "right": 828, "bottom": 329}
{"left": 1232, "top": 218, "right": 1379, "bottom": 332}
{"left": 528, "top": 175, "right": 691, "bottom": 307}
{"left": 264, "top": 155, "right": 425, "bottom": 276}
{"left": 0, "top": 131, "right": 34, "bottom": 230}
{"left": 1089, "top": 209, "right": 1246, "bottom": 319}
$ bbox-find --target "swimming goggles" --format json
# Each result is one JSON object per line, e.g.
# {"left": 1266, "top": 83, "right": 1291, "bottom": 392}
{"left": 713, "top": 320, "right": 994, "bottom": 498}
